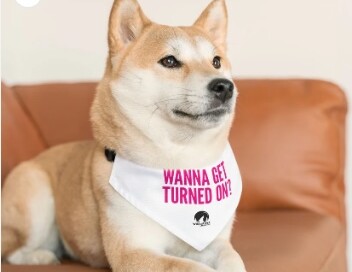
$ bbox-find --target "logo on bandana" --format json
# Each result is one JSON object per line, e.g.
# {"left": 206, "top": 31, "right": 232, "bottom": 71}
{"left": 193, "top": 211, "right": 210, "bottom": 227}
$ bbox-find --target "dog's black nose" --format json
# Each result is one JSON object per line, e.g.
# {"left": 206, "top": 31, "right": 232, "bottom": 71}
{"left": 208, "top": 78, "right": 234, "bottom": 103}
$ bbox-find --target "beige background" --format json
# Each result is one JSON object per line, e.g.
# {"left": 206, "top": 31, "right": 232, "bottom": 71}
{"left": 2, "top": 0, "right": 352, "bottom": 267}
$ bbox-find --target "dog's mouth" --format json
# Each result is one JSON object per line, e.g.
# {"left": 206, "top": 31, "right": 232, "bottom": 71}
{"left": 172, "top": 108, "right": 228, "bottom": 120}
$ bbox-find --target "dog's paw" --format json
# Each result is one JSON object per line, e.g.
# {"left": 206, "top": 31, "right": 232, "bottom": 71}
{"left": 217, "top": 257, "right": 246, "bottom": 272}
{"left": 28, "top": 250, "right": 60, "bottom": 265}
{"left": 7, "top": 249, "right": 60, "bottom": 265}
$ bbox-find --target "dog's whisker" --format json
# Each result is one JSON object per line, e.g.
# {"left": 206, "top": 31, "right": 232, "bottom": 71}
{"left": 147, "top": 104, "right": 161, "bottom": 129}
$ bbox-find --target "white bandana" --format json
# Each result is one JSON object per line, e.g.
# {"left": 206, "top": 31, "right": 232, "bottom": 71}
{"left": 108, "top": 143, "right": 242, "bottom": 251}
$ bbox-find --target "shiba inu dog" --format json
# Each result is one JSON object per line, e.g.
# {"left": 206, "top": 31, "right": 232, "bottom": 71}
{"left": 2, "top": 0, "right": 246, "bottom": 271}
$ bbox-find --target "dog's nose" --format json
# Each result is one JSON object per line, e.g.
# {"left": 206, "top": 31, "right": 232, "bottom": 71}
{"left": 208, "top": 78, "right": 234, "bottom": 103}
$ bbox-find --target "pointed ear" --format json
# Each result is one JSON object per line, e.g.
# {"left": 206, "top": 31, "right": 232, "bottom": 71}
{"left": 108, "top": 0, "right": 151, "bottom": 55}
{"left": 194, "top": 0, "right": 228, "bottom": 51}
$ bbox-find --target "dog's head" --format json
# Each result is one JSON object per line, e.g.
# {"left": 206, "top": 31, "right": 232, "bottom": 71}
{"left": 92, "top": 0, "right": 236, "bottom": 148}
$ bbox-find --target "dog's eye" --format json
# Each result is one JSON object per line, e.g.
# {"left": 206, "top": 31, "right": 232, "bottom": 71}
{"left": 212, "top": 56, "right": 221, "bottom": 69}
{"left": 159, "top": 56, "right": 182, "bottom": 69}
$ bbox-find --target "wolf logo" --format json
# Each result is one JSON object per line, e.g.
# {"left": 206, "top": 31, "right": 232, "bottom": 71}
{"left": 193, "top": 211, "right": 210, "bottom": 226}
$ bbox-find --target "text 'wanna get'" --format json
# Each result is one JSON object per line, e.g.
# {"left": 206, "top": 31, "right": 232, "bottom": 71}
{"left": 162, "top": 161, "right": 233, "bottom": 205}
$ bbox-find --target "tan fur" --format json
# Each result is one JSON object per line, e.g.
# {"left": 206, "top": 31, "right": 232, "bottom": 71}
{"left": 2, "top": 0, "right": 246, "bottom": 271}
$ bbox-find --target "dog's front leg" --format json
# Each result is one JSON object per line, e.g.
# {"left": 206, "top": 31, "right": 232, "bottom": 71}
{"left": 100, "top": 212, "right": 216, "bottom": 272}
{"left": 186, "top": 239, "right": 246, "bottom": 272}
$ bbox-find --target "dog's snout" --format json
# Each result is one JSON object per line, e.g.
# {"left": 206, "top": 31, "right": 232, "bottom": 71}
{"left": 208, "top": 78, "right": 234, "bottom": 103}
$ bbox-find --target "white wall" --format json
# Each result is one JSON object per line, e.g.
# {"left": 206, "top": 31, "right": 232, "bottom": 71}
{"left": 2, "top": 0, "right": 352, "bottom": 268}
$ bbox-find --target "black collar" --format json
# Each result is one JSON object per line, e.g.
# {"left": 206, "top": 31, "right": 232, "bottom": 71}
{"left": 104, "top": 148, "right": 116, "bottom": 162}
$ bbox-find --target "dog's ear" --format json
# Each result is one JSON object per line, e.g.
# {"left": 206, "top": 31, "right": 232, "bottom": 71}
{"left": 194, "top": 0, "right": 228, "bottom": 51}
{"left": 108, "top": 0, "right": 151, "bottom": 55}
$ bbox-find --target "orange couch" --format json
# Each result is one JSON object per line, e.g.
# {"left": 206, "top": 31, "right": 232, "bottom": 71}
{"left": 1, "top": 79, "right": 348, "bottom": 272}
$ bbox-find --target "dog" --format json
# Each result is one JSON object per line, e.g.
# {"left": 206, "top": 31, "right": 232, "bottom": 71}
{"left": 2, "top": 0, "right": 246, "bottom": 271}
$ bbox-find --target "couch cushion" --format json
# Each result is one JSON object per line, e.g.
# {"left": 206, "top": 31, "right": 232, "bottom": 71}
{"left": 12, "top": 83, "right": 96, "bottom": 147}
{"left": 2, "top": 211, "right": 346, "bottom": 272}
{"left": 230, "top": 80, "right": 347, "bottom": 222}
{"left": 233, "top": 211, "right": 346, "bottom": 272}
{"left": 1, "top": 83, "right": 46, "bottom": 182}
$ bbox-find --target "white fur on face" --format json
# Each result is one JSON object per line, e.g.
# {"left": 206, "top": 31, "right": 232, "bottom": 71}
{"left": 195, "top": 37, "right": 216, "bottom": 61}
{"left": 167, "top": 38, "right": 198, "bottom": 62}
{"left": 167, "top": 37, "right": 215, "bottom": 63}
{"left": 165, "top": 36, "right": 232, "bottom": 77}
